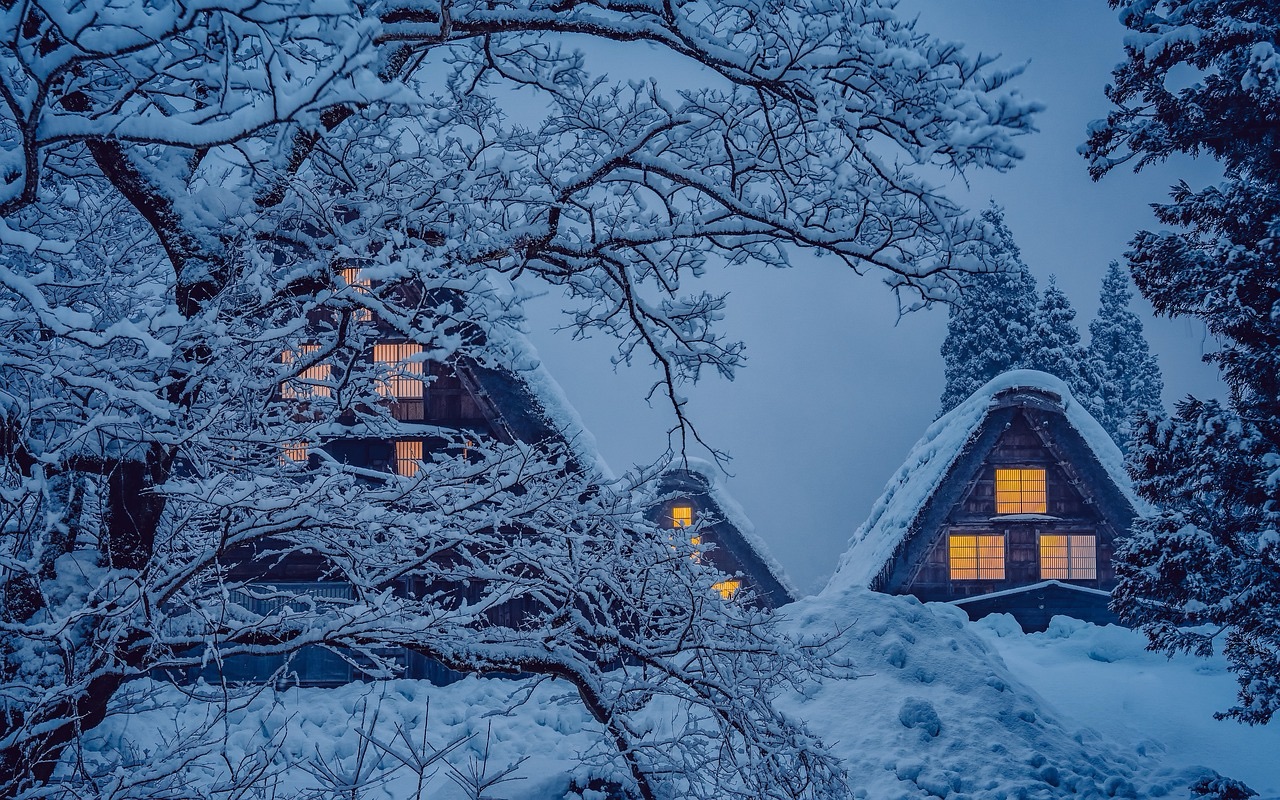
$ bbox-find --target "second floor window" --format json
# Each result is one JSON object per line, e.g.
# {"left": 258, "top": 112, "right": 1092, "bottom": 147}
{"left": 994, "top": 467, "right": 1047, "bottom": 514}
{"left": 373, "top": 343, "right": 425, "bottom": 400}
{"left": 671, "top": 505, "right": 693, "bottom": 529}
{"left": 281, "top": 345, "right": 331, "bottom": 399}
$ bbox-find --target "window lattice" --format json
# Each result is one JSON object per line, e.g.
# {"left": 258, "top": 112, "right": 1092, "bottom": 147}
{"left": 282, "top": 442, "right": 309, "bottom": 463}
{"left": 373, "top": 343, "right": 425, "bottom": 399}
{"left": 281, "top": 345, "right": 331, "bottom": 399}
{"left": 340, "top": 267, "right": 373, "bottom": 322}
{"left": 395, "top": 440, "right": 423, "bottom": 478}
{"left": 671, "top": 505, "right": 693, "bottom": 528}
{"left": 994, "top": 468, "right": 1047, "bottom": 514}
{"left": 1039, "top": 534, "right": 1097, "bottom": 580}
{"left": 949, "top": 534, "right": 1006, "bottom": 580}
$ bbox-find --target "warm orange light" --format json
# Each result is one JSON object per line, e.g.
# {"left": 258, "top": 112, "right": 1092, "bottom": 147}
{"left": 395, "top": 439, "right": 423, "bottom": 477}
{"left": 671, "top": 505, "right": 693, "bottom": 528}
{"left": 949, "top": 534, "right": 1005, "bottom": 580}
{"left": 282, "top": 442, "right": 309, "bottom": 463}
{"left": 995, "top": 468, "right": 1047, "bottom": 514}
{"left": 1039, "top": 534, "right": 1097, "bottom": 579}
{"left": 373, "top": 343, "right": 425, "bottom": 399}
{"left": 340, "top": 267, "right": 372, "bottom": 321}
{"left": 712, "top": 579, "right": 741, "bottom": 600}
{"left": 281, "top": 345, "right": 331, "bottom": 398}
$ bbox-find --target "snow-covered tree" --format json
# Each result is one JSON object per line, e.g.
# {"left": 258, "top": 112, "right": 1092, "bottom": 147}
{"left": 938, "top": 205, "right": 1039, "bottom": 414}
{"left": 1025, "top": 275, "right": 1090, "bottom": 400}
{"left": 1085, "top": 262, "right": 1164, "bottom": 448}
{"left": 0, "top": 0, "right": 1036, "bottom": 795}
{"left": 1086, "top": 0, "right": 1280, "bottom": 723}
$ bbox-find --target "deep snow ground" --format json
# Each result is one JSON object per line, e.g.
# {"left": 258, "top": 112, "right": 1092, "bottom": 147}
{"left": 70, "top": 591, "right": 1280, "bottom": 799}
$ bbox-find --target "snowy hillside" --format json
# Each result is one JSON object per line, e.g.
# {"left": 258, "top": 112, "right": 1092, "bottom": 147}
{"left": 69, "top": 591, "right": 1280, "bottom": 799}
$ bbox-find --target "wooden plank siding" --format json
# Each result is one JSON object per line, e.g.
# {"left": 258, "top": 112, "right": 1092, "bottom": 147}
{"left": 874, "top": 387, "right": 1135, "bottom": 630}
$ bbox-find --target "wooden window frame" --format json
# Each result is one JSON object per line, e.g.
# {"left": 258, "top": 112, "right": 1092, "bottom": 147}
{"left": 281, "top": 345, "right": 332, "bottom": 399}
{"left": 1038, "top": 533, "right": 1098, "bottom": 580}
{"left": 994, "top": 467, "right": 1047, "bottom": 514}
{"left": 394, "top": 439, "right": 423, "bottom": 478}
{"left": 949, "top": 533, "right": 1006, "bottom": 581}
{"left": 373, "top": 342, "right": 426, "bottom": 400}
{"left": 671, "top": 505, "right": 693, "bottom": 529}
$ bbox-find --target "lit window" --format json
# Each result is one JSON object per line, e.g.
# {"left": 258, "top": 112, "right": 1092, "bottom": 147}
{"left": 373, "top": 343, "right": 425, "bottom": 399}
{"left": 1039, "top": 534, "right": 1097, "bottom": 580}
{"left": 995, "top": 468, "right": 1047, "bottom": 514}
{"left": 282, "top": 442, "right": 309, "bottom": 463}
{"left": 395, "top": 440, "right": 422, "bottom": 478}
{"left": 949, "top": 534, "right": 1005, "bottom": 580}
{"left": 281, "top": 345, "right": 331, "bottom": 398}
{"left": 712, "top": 579, "right": 741, "bottom": 600}
{"left": 340, "top": 267, "right": 372, "bottom": 322}
{"left": 671, "top": 505, "right": 693, "bottom": 528}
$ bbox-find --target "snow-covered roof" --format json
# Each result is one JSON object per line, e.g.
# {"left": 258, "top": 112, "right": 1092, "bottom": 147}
{"left": 468, "top": 322, "right": 612, "bottom": 480}
{"left": 661, "top": 458, "right": 798, "bottom": 604}
{"left": 824, "top": 370, "right": 1145, "bottom": 596}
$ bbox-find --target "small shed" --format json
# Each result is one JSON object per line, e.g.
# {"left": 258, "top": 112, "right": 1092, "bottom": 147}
{"left": 826, "top": 371, "right": 1143, "bottom": 631}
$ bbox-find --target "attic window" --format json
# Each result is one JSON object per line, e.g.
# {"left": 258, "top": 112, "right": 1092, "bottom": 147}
{"left": 373, "top": 343, "right": 425, "bottom": 399}
{"left": 949, "top": 534, "right": 1005, "bottom": 581}
{"left": 671, "top": 505, "right": 693, "bottom": 529}
{"left": 712, "top": 578, "right": 741, "bottom": 600}
{"left": 281, "top": 345, "right": 331, "bottom": 398}
{"left": 1039, "top": 534, "right": 1097, "bottom": 580}
{"left": 994, "top": 468, "right": 1047, "bottom": 514}
{"left": 395, "top": 439, "right": 422, "bottom": 478}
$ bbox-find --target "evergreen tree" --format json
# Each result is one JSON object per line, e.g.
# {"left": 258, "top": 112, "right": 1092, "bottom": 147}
{"left": 1085, "top": 262, "right": 1164, "bottom": 449}
{"left": 1025, "top": 275, "right": 1090, "bottom": 399}
{"left": 938, "top": 205, "right": 1039, "bottom": 414}
{"left": 1088, "top": 0, "right": 1280, "bottom": 723}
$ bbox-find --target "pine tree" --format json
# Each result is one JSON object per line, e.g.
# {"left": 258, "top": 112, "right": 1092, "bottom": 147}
{"left": 1085, "top": 262, "right": 1163, "bottom": 449}
{"left": 1025, "top": 275, "right": 1090, "bottom": 399}
{"left": 1088, "top": 0, "right": 1280, "bottom": 724}
{"left": 938, "top": 205, "right": 1039, "bottom": 414}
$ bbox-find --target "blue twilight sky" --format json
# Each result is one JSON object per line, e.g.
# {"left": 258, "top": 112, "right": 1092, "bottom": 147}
{"left": 522, "top": 1, "right": 1229, "bottom": 595}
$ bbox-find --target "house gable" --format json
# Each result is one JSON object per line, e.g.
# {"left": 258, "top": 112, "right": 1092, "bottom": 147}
{"left": 834, "top": 371, "right": 1140, "bottom": 631}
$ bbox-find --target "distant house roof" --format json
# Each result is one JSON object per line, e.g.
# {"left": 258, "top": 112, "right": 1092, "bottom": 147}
{"left": 656, "top": 459, "right": 797, "bottom": 607}
{"left": 824, "top": 370, "right": 1146, "bottom": 597}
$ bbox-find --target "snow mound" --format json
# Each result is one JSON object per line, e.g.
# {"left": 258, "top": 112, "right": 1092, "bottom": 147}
{"left": 779, "top": 586, "right": 1215, "bottom": 800}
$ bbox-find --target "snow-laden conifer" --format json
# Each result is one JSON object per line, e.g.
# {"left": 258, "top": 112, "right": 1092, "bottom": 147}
{"left": 938, "top": 206, "right": 1039, "bottom": 415}
{"left": 1088, "top": 0, "right": 1280, "bottom": 724}
{"left": 1084, "top": 262, "right": 1163, "bottom": 449}
{"left": 1025, "top": 275, "right": 1090, "bottom": 401}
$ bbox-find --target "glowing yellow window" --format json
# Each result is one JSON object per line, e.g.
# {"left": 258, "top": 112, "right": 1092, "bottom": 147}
{"left": 373, "top": 343, "right": 425, "bottom": 399}
{"left": 282, "top": 442, "right": 309, "bottom": 463}
{"left": 712, "top": 579, "right": 741, "bottom": 600}
{"left": 949, "top": 534, "right": 1005, "bottom": 580}
{"left": 281, "top": 345, "right": 331, "bottom": 398}
{"left": 1039, "top": 534, "right": 1097, "bottom": 580}
{"left": 340, "top": 267, "right": 372, "bottom": 321}
{"left": 395, "top": 440, "right": 423, "bottom": 478}
{"left": 671, "top": 505, "right": 693, "bottom": 529}
{"left": 995, "top": 468, "right": 1047, "bottom": 514}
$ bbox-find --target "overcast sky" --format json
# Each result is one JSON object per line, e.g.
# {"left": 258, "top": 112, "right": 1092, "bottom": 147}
{"left": 522, "top": 1, "right": 1229, "bottom": 595}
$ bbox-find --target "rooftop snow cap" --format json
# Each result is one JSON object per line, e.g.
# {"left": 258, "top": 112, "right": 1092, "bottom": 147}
{"left": 822, "top": 369, "right": 1146, "bottom": 599}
